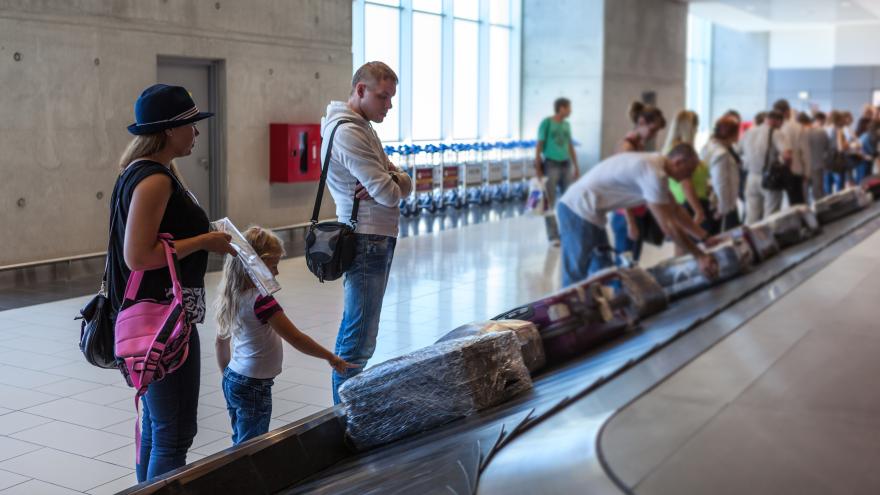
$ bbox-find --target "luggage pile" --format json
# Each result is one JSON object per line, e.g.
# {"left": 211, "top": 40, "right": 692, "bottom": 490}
{"left": 338, "top": 195, "right": 874, "bottom": 451}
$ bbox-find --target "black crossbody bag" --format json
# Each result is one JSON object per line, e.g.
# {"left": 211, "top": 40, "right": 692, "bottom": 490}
{"left": 761, "top": 127, "right": 788, "bottom": 191}
{"left": 305, "top": 119, "right": 359, "bottom": 283}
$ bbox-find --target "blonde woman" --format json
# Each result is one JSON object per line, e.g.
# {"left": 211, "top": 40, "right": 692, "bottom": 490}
{"left": 663, "top": 110, "right": 714, "bottom": 242}
{"left": 215, "top": 227, "right": 353, "bottom": 445}
{"left": 107, "top": 84, "right": 236, "bottom": 482}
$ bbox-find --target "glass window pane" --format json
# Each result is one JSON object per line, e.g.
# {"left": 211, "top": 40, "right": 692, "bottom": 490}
{"left": 454, "top": 0, "right": 479, "bottom": 20}
{"left": 489, "top": 0, "right": 511, "bottom": 25}
{"left": 367, "top": 0, "right": 400, "bottom": 6}
{"left": 453, "top": 20, "right": 479, "bottom": 139}
{"left": 413, "top": 0, "right": 442, "bottom": 13}
{"left": 488, "top": 27, "right": 510, "bottom": 138}
{"left": 364, "top": 4, "right": 400, "bottom": 141}
{"left": 412, "top": 13, "right": 443, "bottom": 140}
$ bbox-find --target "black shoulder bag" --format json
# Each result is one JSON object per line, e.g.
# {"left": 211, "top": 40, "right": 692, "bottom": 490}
{"left": 761, "top": 127, "right": 788, "bottom": 191}
{"left": 77, "top": 181, "right": 124, "bottom": 369}
{"left": 305, "top": 119, "right": 359, "bottom": 283}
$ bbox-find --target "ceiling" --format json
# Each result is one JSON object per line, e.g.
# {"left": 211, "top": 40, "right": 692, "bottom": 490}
{"left": 684, "top": 0, "right": 880, "bottom": 30}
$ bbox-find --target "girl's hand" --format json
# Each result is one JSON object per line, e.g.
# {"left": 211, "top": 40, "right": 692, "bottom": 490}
{"left": 329, "top": 356, "right": 358, "bottom": 374}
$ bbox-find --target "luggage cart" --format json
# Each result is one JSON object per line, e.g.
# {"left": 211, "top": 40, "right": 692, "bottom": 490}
{"left": 499, "top": 141, "right": 525, "bottom": 201}
{"left": 485, "top": 142, "right": 507, "bottom": 203}
{"left": 397, "top": 144, "right": 420, "bottom": 217}
{"left": 424, "top": 144, "right": 446, "bottom": 212}
{"left": 414, "top": 144, "right": 439, "bottom": 214}
{"left": 521, "top": 140, "right": 537, "bottom": 200}
{"left": 442, "top": 143, "right": 466, "bottom": 209}
{"left": 463, "top": 143, "right": 485, "bottom": 206}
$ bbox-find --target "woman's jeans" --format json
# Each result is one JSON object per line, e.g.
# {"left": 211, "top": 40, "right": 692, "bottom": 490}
{"left": 557, "top": 203, "right": 613, "bottom": 288}
{"left": 222, "top": 368, "right": 274, "bottom": 445}
{"left": 137, "top": 329, "right": 200, "bottom": 483}
{"left": 611, "top": 211, "right": 642, "bottom": 262}
{"left": 332, "top": 234, "right": 396, "bottom": 404}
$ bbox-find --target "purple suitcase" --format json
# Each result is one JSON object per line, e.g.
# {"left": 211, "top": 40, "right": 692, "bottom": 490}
{"left": 492, "top": 279, "right": 632, "bottom": 365}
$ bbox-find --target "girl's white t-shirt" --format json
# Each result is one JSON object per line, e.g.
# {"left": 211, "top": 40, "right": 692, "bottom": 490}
{"left": 226, "top": 288, "right": 285, "bottom": 380}
{"left": 559, "top": 152, "right": 672, "bottom": 227}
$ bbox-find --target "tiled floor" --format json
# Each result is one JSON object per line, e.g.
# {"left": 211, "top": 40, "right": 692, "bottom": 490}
{"left": 602, "top": 228, "right": 880, "bottom": 495}
{"left": 0, "top": 214, "right": 676, "bottom": 494}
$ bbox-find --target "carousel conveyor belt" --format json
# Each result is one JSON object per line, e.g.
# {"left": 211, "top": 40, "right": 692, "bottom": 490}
{"left": 120, "top": 203, "right": 880, "bottom": 495}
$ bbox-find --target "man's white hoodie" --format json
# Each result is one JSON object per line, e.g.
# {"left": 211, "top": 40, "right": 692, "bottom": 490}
{"left": 320, "top": 101, "right": 413, "bottom": 238}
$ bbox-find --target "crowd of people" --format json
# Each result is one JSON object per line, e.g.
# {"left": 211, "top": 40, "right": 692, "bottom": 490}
{"left": 537, "top": 96, "right": 880, "bottom": 286}
{"left": 104, "top": 57, "right": 880, "bottom": 484}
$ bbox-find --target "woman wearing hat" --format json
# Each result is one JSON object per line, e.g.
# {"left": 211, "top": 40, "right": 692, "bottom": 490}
{"left": 107, "top": 84, "right": 235, "bottom": 481}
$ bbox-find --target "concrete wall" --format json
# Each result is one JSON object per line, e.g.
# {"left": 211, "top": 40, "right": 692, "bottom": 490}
{"left": 520, "top": 0, "right": 605, "bottom": 168}
{"left": 711, "top": 25, "right": 769, "bottom": 125}
{"left": 0, "top": 0, "right": 351, "bottom": 265}
{"left": 600, "top": 0, "right": 687, "bottom": 158}
{"left": 521, "top": 0, "right": 686, "bottom": 167}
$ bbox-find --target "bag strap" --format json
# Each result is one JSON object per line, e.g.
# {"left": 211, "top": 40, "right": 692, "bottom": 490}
{"left": 122, "top": 235, "right": 183, "bottom": 303}
{"left": 311, "top": 119, "right": 358, "bottom": 226}
{"left": 763, "top": 127, "right": 775, "bottom": 172}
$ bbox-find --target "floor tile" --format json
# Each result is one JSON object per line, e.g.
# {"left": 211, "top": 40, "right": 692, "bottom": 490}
{"left": 198, "top": 410, "right": 232, "bottom": 434}
{"left": 0, "top": 412, "right": 54, "bottom": 436}
{"left": 0, "top": 384, "right": 57, "bottom": 410}
{"left": 11, "top": 421, "right": 131, "bottom": 458}
{"left": 34, "top": 379, "right": 104, "bottom": 398}
{"left": 101, "top": 420, "right": 135, "bottom": 438}
{"left": 272, "top": 385, "right": 332, "bottom": 407}
{"left": 0, "top": 350, "right": 72, "bottom": 372}
{"left": 85, "top": 472, "right": 138, "bottom": 495}
{"left": 68, "top": 386, "right": 136, "bottom": 407}
{"left": 23, "top": 398, "right": 132, "bottom": 430}
{"left": 0, "top": 448, "right": 129, "bottom": 492}
{"left": 0, "top": 469, "right": 29, "bottom": 491}
{"left": 273, "top": 405, "right": 326, "bottom": 424}
{"left": 42, "top": 362, "right": 121, "bottom": 386}
{"left": 190, "top": 427, "right": 228, "bottom": 450}
{"left": 0, "top": 437, "right": 41, "bottom": 462}
{"left": 93, "top": 445, "right": 134, "bottom": 470}
{"left": 191, "top": 436, "right": 233, "bottom": 457}
{"left": 0, "top": 478, "right": 83, "bottom": 494}
{"left": 0, "top": 336, "right": 75, "bottom": 356}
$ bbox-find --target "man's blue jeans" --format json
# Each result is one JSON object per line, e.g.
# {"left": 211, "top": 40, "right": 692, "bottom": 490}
{"left": 557, "top": 203, "right": 613, "bottom": 288}
{"left": 332, "top": 234, "right": 396, "bottom": 404}
{"left": 137, "top": 330, "right": 200, "bottom": 482}
{"left": 222, "top": 367, "right": 273, "bottom": 445}
{"left": 610, "top": 211, "right": 643, "bottom": 263}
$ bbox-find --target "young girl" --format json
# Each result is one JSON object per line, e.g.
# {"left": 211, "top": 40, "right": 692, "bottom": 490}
{"left": 215, "top": 226, "right": 353, "bottom": 445}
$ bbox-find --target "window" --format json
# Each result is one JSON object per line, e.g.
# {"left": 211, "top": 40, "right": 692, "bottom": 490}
{"left": 353, "top": 0, "right": 521, "bottom": 144}
{"left": 363, "top": 3, "right": 401, "bottom": 141}
{"left": 686, "top": 14, "right": 713, "bottom": 146}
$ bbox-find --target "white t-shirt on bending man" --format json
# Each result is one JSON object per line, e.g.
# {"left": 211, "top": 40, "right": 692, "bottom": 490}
{"left": 559, "top": 152, "right": 673, "bottom": 227}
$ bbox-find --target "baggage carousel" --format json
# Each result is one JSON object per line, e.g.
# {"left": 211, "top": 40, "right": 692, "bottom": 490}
{"left": 120, "top": 203, "right": 880, "bottom": 495}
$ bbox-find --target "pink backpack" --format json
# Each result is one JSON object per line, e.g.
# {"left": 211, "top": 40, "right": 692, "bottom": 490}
{"left": 114, "top": 234, "right": 192, "bottom": 462}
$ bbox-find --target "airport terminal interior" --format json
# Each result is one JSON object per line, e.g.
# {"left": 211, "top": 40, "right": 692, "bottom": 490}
{"left": 3, "top": 0, "right": 880, "bottom": 494}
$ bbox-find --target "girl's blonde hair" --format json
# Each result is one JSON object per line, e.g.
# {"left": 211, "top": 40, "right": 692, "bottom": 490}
{"left": 215, "top": 226, "right": 286, "bottom": 339}
{"left": 662, "top": 110, "right": 699, "bottom": 153}
{"left": 118, "top": 132, "right": 187, "bottom": 187}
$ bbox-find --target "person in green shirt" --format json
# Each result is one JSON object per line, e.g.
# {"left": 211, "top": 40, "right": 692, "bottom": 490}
{"left": 662, "top": 110, "right": 715, "bottom": 254}
{"left": 535, "top": 98, "right": 580, "bottom": 207}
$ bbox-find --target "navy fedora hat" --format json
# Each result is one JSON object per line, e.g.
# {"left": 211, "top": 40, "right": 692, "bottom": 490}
{"left": 127, "top": 84, "right": 214, "bottom": 135}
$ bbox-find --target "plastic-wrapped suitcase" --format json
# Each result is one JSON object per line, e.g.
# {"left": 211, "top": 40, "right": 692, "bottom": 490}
{"left": 491, "top": 280, "right": 632, "bottom": 365}
{"left": 753, "top": 205, "right": 821, "bottom": 248}
{"left": 339, "top": 331, "right": 532, "bottom": 450}
{"left": 647, "top": 238, "right": 754, "bottom": 300}
{"left": 861, "top": 175, "right": 880, "bottom": 197}
{"left": 712, "top": 224, "right": 780, "bottom": 262}
{"left": 812, "top": 187, "right": 872, "bottom": 225}
{"left": 616, "top": 267, "right": 669, "bottom": 319}
{"left": 436, "top": 320, "right": 546, "bottom": 373}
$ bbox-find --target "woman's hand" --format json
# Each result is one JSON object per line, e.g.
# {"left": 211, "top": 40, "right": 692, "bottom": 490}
{"left": 201, "top": 232, "right": 237, "bottom": 256}
{"left": 328, "top": 355, "right": 358, "bottom": 374}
